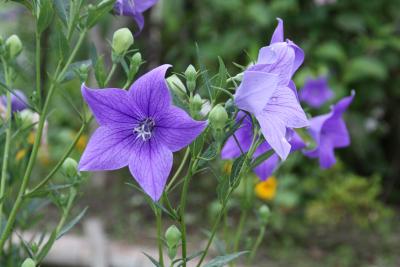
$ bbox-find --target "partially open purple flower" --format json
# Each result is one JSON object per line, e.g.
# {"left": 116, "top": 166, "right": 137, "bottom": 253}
{"left": 299, "top": 76, "right": 334, "bottom": 108}
{"left": 234, "top": 18, "right": 308, "bottom": 160}
{"left": 0, "top": 89, "right": 28, "bottom": 113}
{"left": 114, "top": 0, "right": 159, "bottom": 33}
{"left": 304, "top": 91, "right": 355, "bottom": 168}
{"left": 79, "top": 65, "right": 207, "bottom": 201}
{"left": 221, "top": 112, "right": 305, "bottom": 180}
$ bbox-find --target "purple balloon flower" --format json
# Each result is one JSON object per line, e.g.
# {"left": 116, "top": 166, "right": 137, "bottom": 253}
{"left": 221, "top": 112, "right": 305, "bottom": 180}
{"left": 114, "top": 0, "right": 159, "bottom": 33}
{"left": 0, "top": 90, "right": 28, "bottom": 113}
{"left": 299, "top": 76, "right": 334, "bottom": 108}
{"left": 78, "top": 65, "right": 207, "bottom": 201}
{"left": 234, "top": 18, "right": 309, "bottom": 160}
{"left": 304, "top": 91, "right": 355, "bottom": 168}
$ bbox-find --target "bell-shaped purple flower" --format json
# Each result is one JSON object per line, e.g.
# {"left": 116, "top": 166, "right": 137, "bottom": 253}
{"left": 304, "top": 91, "right": 355, "bottom": 168}
{"left": 78, "top": 65, "right": 207, "bottom": 201}
{"left": 221, "top": 112, "right": 305, "bottom": 180}
{"left": 114, "top": 0, "right": 159, "bottom": 33}
{"left": 299, "top": 76, "right": 334, "bottom": 108}
{"left": 0, "top": 90, "right": 28, "bottom": 113}
{"left": 234, "top": 18, "right": 308, "bottom": 160}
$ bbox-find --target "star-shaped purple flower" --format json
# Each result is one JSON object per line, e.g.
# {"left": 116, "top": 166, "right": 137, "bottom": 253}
{"left": 234, "top": 18, "right": 309, "bottom": 160}
{"left": 78, "top": 65, "right": 207, "bottom": 201}
{"left": 304, "top": 91, "right": 355, "bottom": 168}
{"left": 299, "top": 76, "right": 334, "bottom": 108}
{"left": 221, "top": 112, "right": 305, "bottom": 180}
{"left": 0, "top": 90, "right": 28, "bottom": 113}
{"left": 114, "top": 0, "right": 159, "bottom": 33}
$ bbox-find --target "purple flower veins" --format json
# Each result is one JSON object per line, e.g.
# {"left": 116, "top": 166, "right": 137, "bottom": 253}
{"left": 78, "top": 65, "right": 207, "bottom": 201}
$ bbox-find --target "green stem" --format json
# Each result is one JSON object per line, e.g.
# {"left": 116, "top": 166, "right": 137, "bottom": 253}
{"left": 0, "top": 30, "right": 87, "bottom": 251}
{"left": 37, "top": 187, "right": 77, "bottom": 262}
{"left": 156, "top": 207, "right": 165, "bottom": 267}
{"left": 25, "top": 118, "right": 90, "bottom": 197}
{"left": 35, "top": 30, "right": 41, "bottom": 108}
{"left": 104, "top": 63, "right": 117, "bottom": 86}
{"left": 196, "top": 129, "right": 259, "bottom": 267}
{"left": 165, "top": 148, "right": 190, "bottom": 193}
{"left": 0, "top": 59, "right": 12, "bottom": 228}
{"left": 247, "top": 226, "right": 265, "bottom": 264}
{"left": 232, "top": 208, "right": 248, "bottom": 253}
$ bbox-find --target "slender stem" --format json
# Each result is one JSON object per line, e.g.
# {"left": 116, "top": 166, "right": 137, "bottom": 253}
{"left": 247, "top": 226, "right": 265, "bottom": 264}
{"left": 196, "top": 130, "right": 259, "bottom": 267}
{"left": 37, "top": 187, "right": 77, "bottom": 262}
{"left": 232, "top": 209, "right": 248, "bottom": 253}
{"left": 35, "top": 30, "right": 42, "bottom": 108}
{"left": 104, "top": 63, "right": 117, "bottom": 86}
{"left": 0, "top": 59, "right": 12, "bottom": 227}
{"left": 0, "top": 30, "right": 87, "bottom": 251}
{"left": 166, "top": 148, "right": 190, "bottom": 192}
{"left": 156, "top": 207, "right": 165, "bottom": 267}
{"left": 25, "top": 119, "right": 90, "bottom": 197}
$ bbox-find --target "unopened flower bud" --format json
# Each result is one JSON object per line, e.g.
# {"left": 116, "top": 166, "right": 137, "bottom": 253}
{"left": 21, "top": 258, "right": 36, "bottom": 267}
{"left": 128, "top": 52, "right": 142, "bottom": 79}
{"left": 167, "top": 75, "right": 186, "bottom": 98}
{"left": 165, "top": 225, "right": 181, "bottom": 248}
{"left": 209, "top": 104, "right": 228, "bottom": 130}
{"left": 6, "top": 34, "right": 23, "bottom": 59}
{"left": 258, "top": 204, "right": 270, "bottom": 225}
{"left": 191, "top": 94, "right": 203, "bottom": 112}
{"left": 112, "top": 28, "right": 134, "bottom": 56}
{"left": 78, "top": 64, "right": 89, "bottom": 82}
{"left": 184, "top": 65, "right": 197, "bottom": 92}
{"left": 62, "top": 157, "right": 78, "bottom": 178}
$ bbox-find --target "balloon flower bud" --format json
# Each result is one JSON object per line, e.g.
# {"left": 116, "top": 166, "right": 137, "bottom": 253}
{"left": 128, "top": 52, "right": 142, "bottom": 80}
{"left": 191, "top": 94, "right": 203, "bottom": 112}
{"left": 112, "top": 28, "right": 134, "bottom": 57}
{"left": 165, "top": 225, "right": 181, "bottom": 248}
{"left": 209, "top": 104, "right": 228, "bottom": 130}
{"left": 258, "top": 204, "right": 271, "bottom": 225}
{"left": 6, "top": 34, "right": 23, "bottom": 59}
{"left": 184, "top": 65, "right": 197, "bottom": 92}
{"left": 62, "top": 157, "right": 79, "bottom": 178}
{"left": 21, "top": 258, "right": 36, "bottom": 267}
{"left": 167, "top": 74, "right": 187, "bottom": 99}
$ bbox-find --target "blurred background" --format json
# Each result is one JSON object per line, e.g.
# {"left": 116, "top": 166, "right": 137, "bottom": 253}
{"left": 1, "top": 0, "right": 399, "bottom": 266}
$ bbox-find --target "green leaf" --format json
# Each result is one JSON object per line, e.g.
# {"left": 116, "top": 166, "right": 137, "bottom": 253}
{"left": 143, "top": 252, "right": 162, "bottom": 267}
{"left": 54, "top": 23, "right": 69, "bottom": 62}
{"left": 229, "top": 154, "right": 247, "bottom": 188}
{"left": 57, "top": 207, "right": 88, "bottom": 239}
{"left": 86, "top": 0, "right": 116, "bottom": 28}
{"left": 251, "top": 150, "right": 274, "bottom": 169}
{"left": 214, "top": 57, "right": 227, "bottom": 99}
{"left": 344, "top": 57, "right": 387, "bottom": 83}
{"left": 174, "top": 250, "right": 204, "bottom": 266}
{"left": 203, "top": 251, "right": 249, "bottom": 267}
{"left": 53, "top": 0, "right": 69, "bottom": 26}
{"left": 153, "top": 201, "right": 178, "bottom": 220}
{"left": 198, "top": 143, "right": 218, "bottom": 167}
{"left": 37, "top": 0, "right": 54, "bottom": 34}
{"left": 94, "top": 56, "right": 107, "bottom": 88}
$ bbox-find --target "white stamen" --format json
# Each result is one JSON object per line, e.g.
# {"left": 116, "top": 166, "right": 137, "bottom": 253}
{"left": 133, "top": 118, "right": 155, "bottom": 141}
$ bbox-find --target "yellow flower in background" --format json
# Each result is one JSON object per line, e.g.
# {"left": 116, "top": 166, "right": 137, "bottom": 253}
{"left": 28, "top": 132, "right": 35, "bottom": 144}
{"left": 223, "top": 161, "right": 232, "bottom": 174}
{"left": 255, "top": 176, "right": 278, "bottom": 201}
{"left": 76, "top": 134, "right": 88, "bottom": 152}
{"left": 16, "top": 149, "right": 27, "bottom": 161}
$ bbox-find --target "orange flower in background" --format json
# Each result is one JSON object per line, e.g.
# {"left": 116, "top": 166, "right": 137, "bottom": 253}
{"left": 76, "top": 134, "right": 88, "bottom": 152}
{"left": 255, "top": 176, "right": 278, "bottom": 201}
{"left": 223, "top": 161, "right": 233, "bottom": 174}
{"left": 15, "top": 149, "right": 27, "bottom": 161}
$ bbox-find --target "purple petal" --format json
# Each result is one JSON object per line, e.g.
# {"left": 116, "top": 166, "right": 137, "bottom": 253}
{"left": 133, "top": 12, "right": 145, "bottom": 33}
{"left": 79, "top": 125, "right": 136, "bottom": 171}
{"left": 254, "top": 43, "right": 296, "bottom": 87}
{"left": 254, "top": 154, "right": 280, "bottom": 180}
{"left": 299, "top": 76, "right": 334, "bottom": 108}
{"left": 156, "top": 106, "right": 207, "bottom": 152}
{"left": 129, "top": 64, "right": 172, "bottom": 120}
{"left": 1, "top": 90, "right": 28, "bottom": 112}
{"left": 135, "top": 0, "right": 159, "bottom": 12}
{"left": 221, "top": 112, "right": 253, "bottom": 159}
{"left": 234, "top": 71, "right": 279, "bottom": 115}
{"left": 129, "top": 138, "right": 172, "bottom": 201}
{"left": 287, "top": 40, "right": 305, "bottom": 75}
{"left": 319, "top": 138, "right": 336, "bottom": 168}
{"left": 81, "top": 84, "right": 142, "bottom": 125}
{"left": 270, "top": 18, "right": 284, "bottom": 44}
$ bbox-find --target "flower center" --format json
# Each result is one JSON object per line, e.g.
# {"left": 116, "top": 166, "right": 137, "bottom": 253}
{"left": 133, "top": 118, "right": 155, "bottom": 141}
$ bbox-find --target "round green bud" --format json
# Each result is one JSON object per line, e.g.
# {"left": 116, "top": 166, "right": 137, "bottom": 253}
{"left": 209, "top": 104, "right": 228, "bottom": 130}
{"left": 62, "top": 157, "right": 78, "bottom": 178}
{"left": 131, "top": 52, "right": 142, "bottom": 66}
{"left": 258, "top": 204, "right": 271, "bottom": 225}
{"left": 184, "top": 65, "right": 197, "bottom": 82}
{"left": 6, "top": 34, "right": 23, "bottom": 59}
{"left": 21, "top": 258, "right": 36, "bottom": 267}
{"left": 165, "top": 225, "right": 181, "bottom": 248}
{"left": 112, "top": 28, "right": 134, "bottom": 56}
{"left": 167, "top": 74, "right": 186, "bottom": 98}
{"left": 191, "top": 94, "right": 203, "bottom": 111}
